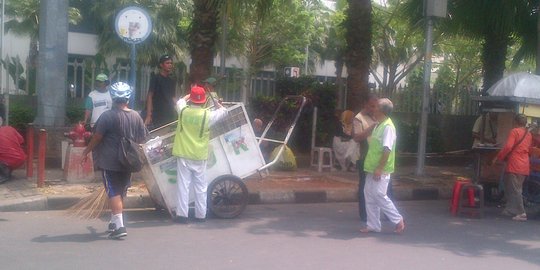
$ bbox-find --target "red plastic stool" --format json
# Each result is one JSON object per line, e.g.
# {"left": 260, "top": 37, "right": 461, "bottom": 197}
{"left": 456, "top": 183, "right": 484, "bottom": 218}
{"left": 450, "top": 177, "right": 474, "bottom": 215}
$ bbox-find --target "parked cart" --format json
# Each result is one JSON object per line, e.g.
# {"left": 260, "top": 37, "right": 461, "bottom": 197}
{"left": 140, "top": 96, "right": 307, "bottom": 218}
{"left": 472, "top": 72, "right": 540, "bottom": 200}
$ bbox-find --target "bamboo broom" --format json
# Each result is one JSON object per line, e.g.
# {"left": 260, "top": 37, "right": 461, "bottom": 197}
{"left": 66, "top": 186, "right": 109, "bottom": 219}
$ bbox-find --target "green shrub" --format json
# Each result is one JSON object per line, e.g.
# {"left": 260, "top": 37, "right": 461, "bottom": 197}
{"left": 9, "top": 104, "right": 36, "bottom": 132}
{"left": 66, "top": 105, "right": 85, "bottom": 125}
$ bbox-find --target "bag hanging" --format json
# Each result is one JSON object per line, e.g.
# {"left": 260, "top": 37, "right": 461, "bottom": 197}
{"left": 118, "top": 136, "right": 144, "bottom": 172}
{"left": 117, "top": 111, "right": 145, "bottom": 172}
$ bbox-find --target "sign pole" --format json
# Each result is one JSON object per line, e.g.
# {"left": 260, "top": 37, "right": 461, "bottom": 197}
{"left": 130, "top": 43, "right": 137, "bottom": 109}
{"left": 416, "top": 0, "right": 447, "bottom": 175}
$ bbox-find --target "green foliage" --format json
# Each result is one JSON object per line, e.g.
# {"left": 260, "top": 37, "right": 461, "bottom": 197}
{"left": 66, "top": 105, "right": 85, "bottom": 125}
{"left": 393, "top": 118, "right": 417, "bottom": 152}
{"left": 371, "top": 1, "right": 424, "bottom": 95}
{"left": 433, "top": 35, "right": 482, "bottom": 114}
{"left": 8, "top": 103, "right": 36, "bottom": 132}
{"left": 393, "top": 116, "right": 444, "bottom": 153}
{"left": 227, "top": 0, "right": 329, "bottom": 74}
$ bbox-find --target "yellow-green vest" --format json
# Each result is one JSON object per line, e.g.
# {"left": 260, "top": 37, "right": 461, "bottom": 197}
{"left": 364, "top": 117, "right": 396, "bottom": 174}
{"left": 172, "top": 106, "right": 210, "bottom": 160}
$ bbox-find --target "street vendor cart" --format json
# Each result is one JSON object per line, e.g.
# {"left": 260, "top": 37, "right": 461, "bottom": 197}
{"left": 140, "top": 96, "right": 307, "bottom": 218}
{"left": 472, "top": 72, "right": 540, "bottom": 201}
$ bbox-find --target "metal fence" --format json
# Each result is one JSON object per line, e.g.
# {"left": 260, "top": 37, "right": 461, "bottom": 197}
{"left": 2, "top": 54, "right": 480, "bottom": 116}
{"left": 377, "top": 85, "right": 481, "bottom": 116}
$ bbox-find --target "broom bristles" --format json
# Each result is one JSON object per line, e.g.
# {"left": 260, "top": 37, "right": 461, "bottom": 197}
{"left": 66, "top": 186, "right": 109, "bottom": 219}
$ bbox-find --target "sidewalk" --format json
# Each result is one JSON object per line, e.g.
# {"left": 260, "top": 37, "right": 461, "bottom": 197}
{"left": 0, "top": 158, "right": 474, "bottom": 212}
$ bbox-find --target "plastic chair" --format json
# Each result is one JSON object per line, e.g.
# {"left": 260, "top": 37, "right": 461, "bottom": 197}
{"left": 310, "top": 107, "right": 334, "bottom": 172}
{"left": 311, "top": 147, "right": 333, "bottom": 172}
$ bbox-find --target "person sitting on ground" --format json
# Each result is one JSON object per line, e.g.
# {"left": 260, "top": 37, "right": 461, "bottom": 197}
{"left": 0, "top": 126, "right": 27, "bottom": 184}
{"left": 253, "top": 118, "right": 270, "bottom": 160}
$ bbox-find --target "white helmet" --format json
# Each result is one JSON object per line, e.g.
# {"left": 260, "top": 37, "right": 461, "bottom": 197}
{"left": 109, "top": 82, "right": 132, "bottom": 101}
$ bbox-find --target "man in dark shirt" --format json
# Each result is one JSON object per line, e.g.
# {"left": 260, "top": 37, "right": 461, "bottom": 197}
{"left": 144, "top": 54, "right": 177, "bottom": 129}
{"left": 82, "top": 82, "right": 148, "bottom": 239}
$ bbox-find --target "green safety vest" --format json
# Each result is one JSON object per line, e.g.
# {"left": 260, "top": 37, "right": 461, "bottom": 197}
{"left": 172, "top": 106, "right": 210, "bottom": 160}
{"left": 364, "top": 117, "right": 396, "bottom": 174}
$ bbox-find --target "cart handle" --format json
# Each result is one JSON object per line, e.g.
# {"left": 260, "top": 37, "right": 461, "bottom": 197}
{"left": 257, "top": 95, "right": 307, "bottom": 171}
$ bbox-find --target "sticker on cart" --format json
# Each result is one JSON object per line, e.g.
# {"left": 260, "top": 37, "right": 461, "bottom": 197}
{"left": 159, "top": 159, "right": 177, "bottom": 177}
{"left": 220, "top": 125, "right": 265, "bottom": 177}
{"left": 224, "top": 132, "right": 249, "bottom": 155}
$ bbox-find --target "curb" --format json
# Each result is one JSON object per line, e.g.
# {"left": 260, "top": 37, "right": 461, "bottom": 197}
{"left": 0, "top": 186, "right": 454, "bottom": 212}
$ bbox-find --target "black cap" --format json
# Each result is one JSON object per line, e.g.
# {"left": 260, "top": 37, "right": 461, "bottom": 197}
{"left": 159, "top": 54, "right": 172, "bottom": 64}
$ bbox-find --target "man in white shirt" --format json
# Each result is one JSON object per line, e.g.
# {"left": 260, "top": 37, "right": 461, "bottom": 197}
{"left": 84, "top": 74, "right": 112, "bottom": 128}
{"left": 360, "top": 98, "right": 404, "bottom": 234}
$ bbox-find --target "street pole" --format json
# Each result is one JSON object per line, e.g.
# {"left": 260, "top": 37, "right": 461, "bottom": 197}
{"left": 219, "top": 0, "right": 227, "bottom": 78}
{"left": 0, "top": 0, "right": 4, "bottom": 94}
{"left": 130, "top": 43, "right": 137, "bottom": 110}
{"left": 35, "top": 0, "right": 68, "bottom": 127}
{"left": 1, "top": 0, "right": 6, "bottom": 125}
{"left": 305, "top": 46, "right": 309, "bottom": 75}
{"left": 416, "top": 15, "right": 433, "bottom": 176}
{"left": 537, "top": 3, "right": 540, "bottom": 75}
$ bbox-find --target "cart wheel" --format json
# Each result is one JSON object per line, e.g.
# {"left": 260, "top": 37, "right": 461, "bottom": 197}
{"left": 208, "top": 175, "right": 248, "bottom": 219}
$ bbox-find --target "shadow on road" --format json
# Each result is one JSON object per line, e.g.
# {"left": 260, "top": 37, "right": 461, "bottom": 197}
{"left": 32, "top": 226, "right": 109, "bottom": 243}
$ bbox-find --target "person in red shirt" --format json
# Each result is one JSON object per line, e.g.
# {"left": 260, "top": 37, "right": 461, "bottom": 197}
{"left": 492, "top": 114, "right": 531, "bottom": 221}
{"left": 0, "top": 126, "right": 27, "bottom": 183}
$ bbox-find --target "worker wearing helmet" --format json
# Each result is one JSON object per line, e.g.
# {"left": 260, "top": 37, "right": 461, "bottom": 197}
{"left": 171, "top": 85, "right": 227, "bottom": 223}
{"left": 82, "top": 82, "right": 148, "bottom": 239}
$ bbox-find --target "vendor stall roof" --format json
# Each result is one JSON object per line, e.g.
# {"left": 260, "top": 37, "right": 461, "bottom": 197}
{"left": 473, "top": 95, "right": 540, "bottom": 106}
{"left": 487, "top": 72, "right": 540, "bottom": 99}
{"left": 472, "top": 72, "right": 540, "bottom": 106}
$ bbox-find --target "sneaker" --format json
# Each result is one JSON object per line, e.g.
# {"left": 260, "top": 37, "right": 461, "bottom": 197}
{"left": 107, "top": 223, "right": 116, "bottom": 233}
{"left": 108, "top": 227, "right": 127, "bottom": 239}
{"left": 512, "top": 213, "right": 527, "bottom": 222}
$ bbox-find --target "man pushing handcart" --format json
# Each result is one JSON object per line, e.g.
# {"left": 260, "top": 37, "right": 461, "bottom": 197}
{"left": 140, "top": 94, "right": 307, "bottom": 219}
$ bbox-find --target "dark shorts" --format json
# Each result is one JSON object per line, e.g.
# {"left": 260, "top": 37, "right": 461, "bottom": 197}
{"left": 102, "top": 170, "right": 131, "bottom": 198}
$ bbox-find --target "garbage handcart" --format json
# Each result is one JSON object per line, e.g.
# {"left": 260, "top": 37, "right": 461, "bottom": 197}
{"left": 140, "top": 96, "right": 307, "bottom": 218}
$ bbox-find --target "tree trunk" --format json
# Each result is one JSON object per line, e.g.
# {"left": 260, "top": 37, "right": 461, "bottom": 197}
{"left": 345, "top": 0, "right": 372, "bottom": 111}
{"left": 481, "top": 29, "right": 508, "bottom": 94}
{"left": 335, "top": 56, "right": 344, "bottom": 109}
{"left": 189, "top": 0, "right": 218, "bottom": 84}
